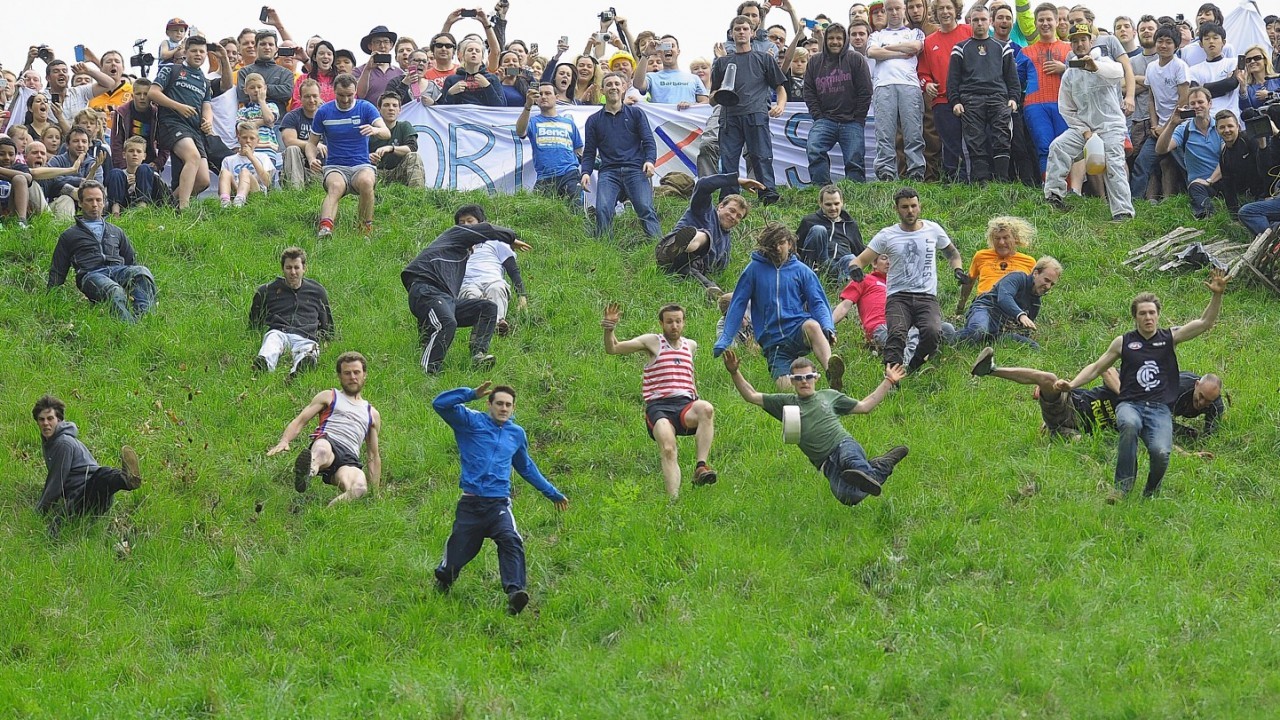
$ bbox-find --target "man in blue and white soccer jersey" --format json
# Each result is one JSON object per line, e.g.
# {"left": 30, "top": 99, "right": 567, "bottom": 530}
{"left": 306, "top": 73, "right": 390, "bottom": 237}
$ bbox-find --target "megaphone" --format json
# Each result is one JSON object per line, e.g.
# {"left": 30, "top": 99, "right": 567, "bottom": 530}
{"left": 713, "top": 62, "right": 740, "bottom": 107}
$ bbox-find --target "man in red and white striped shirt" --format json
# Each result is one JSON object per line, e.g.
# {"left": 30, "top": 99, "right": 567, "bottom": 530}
{"left": 603, "top": 302, "right": 718, "bottom": 498}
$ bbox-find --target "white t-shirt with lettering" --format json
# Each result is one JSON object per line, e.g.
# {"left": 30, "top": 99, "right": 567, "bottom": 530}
{"left": 867, "top": 220, "right": 953, "bottom": 296}
{"left": 868, "top": 26, "right": 925, "bottom": 88}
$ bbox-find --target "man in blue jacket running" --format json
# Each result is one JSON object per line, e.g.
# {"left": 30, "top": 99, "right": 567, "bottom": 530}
{"left": 714, "top": 222, "right": 847, "bottom": 392}
{"left": 432, "top": 383, "right": 569, "bottom": 615}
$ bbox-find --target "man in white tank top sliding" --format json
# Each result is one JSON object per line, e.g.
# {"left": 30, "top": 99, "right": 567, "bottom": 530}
{"left": 602, "top": 302, "right": 718, "bottom": 498}
{"left": 267, "top": 351, "right": 383, "bottom": 506}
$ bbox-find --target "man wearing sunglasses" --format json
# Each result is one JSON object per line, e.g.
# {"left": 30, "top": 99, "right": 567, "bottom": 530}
{"left": 723, "top": 350, "right": 908, "bottom": 503}
{"left": 425, "top": 33, "right": 460, "bottom": 92}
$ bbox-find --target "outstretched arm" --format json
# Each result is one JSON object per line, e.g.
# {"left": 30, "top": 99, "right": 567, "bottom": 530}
{"left": 268, "top": 390, "right": 333, "bottom": 454}
{"left": 1057, "top": 336, "right": 1123, "bottom": 393}
{"left": 1172, "top": 269, "right": 1228, "bottom": 344}
{"left": 723, "top": 350, "right": 764, "bottom": 406}
{"left": 601, "top": 303, "right": 657, "bottom": 356}
{"left": 365, "top": 408, "right": 382, "bottom": 491}
{"left": 850, "top": 365, "right": 906, "bottom": 414}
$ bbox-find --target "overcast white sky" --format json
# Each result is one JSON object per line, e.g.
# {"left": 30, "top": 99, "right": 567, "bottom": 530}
{"left": 0, "top": 0, "right": 1251, "bottom": 78}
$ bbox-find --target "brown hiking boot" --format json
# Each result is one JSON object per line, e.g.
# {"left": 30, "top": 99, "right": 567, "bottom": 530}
{"left": 693, "top": 464, "right": 718, "bottom": 486}
{"left": 842, "top": 468, "right": 882, "bottom": 496}
{"left": 870, "top": 445, "right": 909, "bottom": 475}
{"left": 827, "top": 354, "right": 846, "bottom": 392}
{"left": 120, "top": 446, "right": 143, "bottom": 490}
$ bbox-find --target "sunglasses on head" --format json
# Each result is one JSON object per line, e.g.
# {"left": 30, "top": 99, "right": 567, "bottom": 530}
{"left": 790, "top": 372, "right": 820, "bottom": 382}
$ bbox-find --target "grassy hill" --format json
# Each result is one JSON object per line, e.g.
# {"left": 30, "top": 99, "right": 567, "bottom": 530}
{"left": 3, "top": 181, "right": 1279, "bottom": 718}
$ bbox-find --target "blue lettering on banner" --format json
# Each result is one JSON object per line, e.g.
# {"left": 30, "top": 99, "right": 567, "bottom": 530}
{"left": 783, "top": 112, "right": 813, "bottom": 187}
{"left": 412, "top": 124, "right": 448, "bottom": 188}
{"left": 450, "top": 123, "right": 497, "bottom": 190}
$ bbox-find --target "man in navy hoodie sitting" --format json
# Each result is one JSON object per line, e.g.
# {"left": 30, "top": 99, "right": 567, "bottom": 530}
{"left": 795, "top": 184, "right": 866, "bottom": 282}
{"left": 654, "top": 171, "right": 764, "bottom": 299}
{"left": 714, "top": 222, "right": 847, "bottom": 391}
{"left": 33, "top": 394, "right": 142, "bottom": 528}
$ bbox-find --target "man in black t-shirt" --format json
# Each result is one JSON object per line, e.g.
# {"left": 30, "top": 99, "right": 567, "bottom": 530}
{"left": 1056, "top": 270, "right": 1228, "bottom": 501}
{"left": 147, "top": 36, "right": 213, "bottom": 210}
{"left": 711, "top": 15, "right": 788, "bottom": 205}
{"left": 1172, "top": 371, "right": 1225, "bottom": 440}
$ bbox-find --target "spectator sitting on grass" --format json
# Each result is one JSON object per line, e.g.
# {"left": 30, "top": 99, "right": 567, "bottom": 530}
{"left": 218, "top": 122, "right": 273, "bottom": 208}
{"left": 954, "top": 215, "right": 1037, "bottom": 315}
{"left": 32, "top": 394, "right": 142, "bottom": 527}
{"left": 250, "top": 246, "right": 334, "bottom": 380}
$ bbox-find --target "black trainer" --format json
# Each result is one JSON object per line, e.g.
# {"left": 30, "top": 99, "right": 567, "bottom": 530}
{"left": 293, "top": 450, "right": 313, "bottom": 493}
{"left": 120, "top": 446, "right": 143, "bottom": 490}
{"left": 434, "top": 568, "right": 452, "bottom": 594}
{"left": 971, "top": 347, "right": 995, "bottom": 377}
{"left": 842, "top": 468, "right": 882, "bottom": 497}
{"left": 827, "top": 354, "right": 846, "bottom": 392}
{"left": 1046, "top": 194, "right": 1067, "bottom": 211}
{"left": 507, "top": 589, "right": 530, "bottom": 615}
{"left": 870, "top": 445, "right": 909, "bottom": 475}
{"left": 252, "top": 355, "right": 269, "bottom": 373}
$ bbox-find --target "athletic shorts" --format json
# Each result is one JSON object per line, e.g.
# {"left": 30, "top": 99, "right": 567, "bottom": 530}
{"left": 644, "top": 397, "right": 697, "bottom": 440}
{"left": 311, "top": 436, "right": 363, "bottom": 485}
{"left": 323, "top": 164, "right": 376, "bottom": 194}
{"left": 1038, "top": 389, "right": 1080, "bottom": 436}
{"left": 762, "top": 325, "right": 812, "bottom": 379}
{"left": 156, "top": 120, "right": 208, "bottom": 158}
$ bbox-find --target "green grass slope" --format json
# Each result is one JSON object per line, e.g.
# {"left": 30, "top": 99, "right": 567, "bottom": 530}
{"left": 2, "top": 182, "right": 1279, "bottom": 718}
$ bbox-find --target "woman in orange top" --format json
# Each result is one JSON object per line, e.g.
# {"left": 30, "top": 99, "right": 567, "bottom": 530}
{"left": 956, "top": 215, "right": 1036, "bottom": 314}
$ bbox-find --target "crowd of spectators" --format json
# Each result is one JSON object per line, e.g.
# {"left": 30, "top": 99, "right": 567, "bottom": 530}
{"left": 3, "top": 2, "right": 1280, "bottom": 237}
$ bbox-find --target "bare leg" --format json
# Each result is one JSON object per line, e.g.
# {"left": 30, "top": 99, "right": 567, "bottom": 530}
{"left": 173, "top": 138, "right": 205, "bottom": 209}
{"left": 354, "top": 169, "right": 376, "bottom": 224}
{"left": 684, "top": 400, "right": 715, "bottom": 464}
{"left": 991, "top": 366, "right": 1060, "bottom": 394}
{"left": 12, "top": 175, "right": 29, "bottom": 221}
{"left": 652, "top": 419, "right": 681, "bottom": 497}
{"left": 309, "top": 438, "right": 335, "bottom": 475}
{"left": 803, "top": 319, "right": 833, "bottom": 369}
{"left": 685, "top": 230, "right": 709, "bottom": 253}
{"left": 218, "top": 169, "right": 233, "bottom": 198}
{"left": 329, "top": 466, "right": 369, "bottom": 505}
{"left": 320, "top": 174, "right": 346, "bottom": 221}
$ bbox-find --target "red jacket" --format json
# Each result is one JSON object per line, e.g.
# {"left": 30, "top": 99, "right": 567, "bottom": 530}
{"left": 917, "top": 24, "right": 973, "bottom": 106}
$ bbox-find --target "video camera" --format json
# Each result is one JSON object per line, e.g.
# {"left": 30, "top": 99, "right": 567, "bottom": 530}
{"left": 130, "top": 39, "right": 155, "bottom": 78}
{"left": 37, "top": 45, "right": 55, "bottom": 62}
{"left": 599, "top": 7, "right": 616, "bottom": 22}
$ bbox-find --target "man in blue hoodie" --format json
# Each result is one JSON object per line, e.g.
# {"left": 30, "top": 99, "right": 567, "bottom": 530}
{"left": 33, "top": 395, "right": 142, "bottom": 525}
{"left": 432, "top": 383, "right": 569, "bottom": 615}
{"left": 802, "top": 22, "right": 873, "bottom": 184}
{"left": 714, "top": 223, "right": 847, "bottom": 392}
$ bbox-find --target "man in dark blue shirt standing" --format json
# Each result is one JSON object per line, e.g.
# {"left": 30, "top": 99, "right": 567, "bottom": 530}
{"left": 580, "top": 72, "right": 661, "bottom": 239}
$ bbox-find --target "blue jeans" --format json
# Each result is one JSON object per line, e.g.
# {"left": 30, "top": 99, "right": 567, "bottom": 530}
{"left": 955, "top": 305, "right": 1040, "bottom": 348}
{"left": 1114, "top": 401, "right": 1173, "bottom": 496}
{"left": 1188, "top": 181, "right": 1216, "bottom": 219}
{"left": 79, "top": 265, "right": 156, "bottom": 323}
{"left": 1129, "top": 135, "right": 1157, "bottom": 200}
{"left": 535, "top": 171, "right": 583, "bottom": 209}
{"left": 820, "top": 436, "right": 880, "bottom": 506}
{"left": 1238, "top": 196, "right": 1280, "bottom": 234}
{"left": 720, "top": 112, "right": 777, "bottom": 193}
{"left": 800, "top": 226, "right": 856, "bottom": 281}
{"left": 594, "top": 167, "right": 660, "bottom": 238}
{"left": 806, "top": 118, "right": 866, "bottom": 184}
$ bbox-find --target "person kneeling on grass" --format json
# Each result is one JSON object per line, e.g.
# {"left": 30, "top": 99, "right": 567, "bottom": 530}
{"left": 33, "top": 394, "right": 143, "bottom": 528}
{"left": 432, "top": 382, "right": 569, "bottom": 616}
{"left": 249, "top": 246, "right": 334, "bottom": 379}
{"left": 219, "top": 122, "right": 274, "bottom": 208}
{"left": 603, "top": 302, "right": 718, "bottom": 498}
{"left": 267, "top": 351, "right": 382, "bottom": 506}
{"left": 723, "top": 351, "right": 909, "bottom": 504}
{"left": 714, "top": 222, "right": 848, "bottom": 392}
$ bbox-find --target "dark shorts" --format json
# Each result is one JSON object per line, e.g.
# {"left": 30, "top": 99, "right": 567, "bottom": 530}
{"left": 157, "top": 120, "right": 208, "bottom": 158}
{"left": 1038, "top": 389, "right": 1079, "bottom": 436}
{"left": 311, "top": 436, "right": 363, "bottom": 485}
{"left": 762, "top": 325, "right": 812, "bottom": 379}
{"left": 645, "top": 397, "right": 698, "bottom": 439}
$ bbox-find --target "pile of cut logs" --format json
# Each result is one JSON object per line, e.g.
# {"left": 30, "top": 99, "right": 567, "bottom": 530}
{"left": 1124, "top": 226, "right": 1280, "bottom": 295}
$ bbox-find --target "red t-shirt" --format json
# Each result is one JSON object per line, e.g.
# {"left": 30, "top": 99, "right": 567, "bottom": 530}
{"left": 917, "top": 24, "right": 974, "bottom": 106}
{"left": 839, "top": 271, "right": 888, "bottom": 341}
{"left": 425, "top": 64, "right": 460, "bottom": 91}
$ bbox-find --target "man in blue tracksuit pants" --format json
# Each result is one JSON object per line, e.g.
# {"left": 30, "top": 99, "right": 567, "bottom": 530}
{"left": 714, "top": 222, "right": 846, "bottom": 392}
{"left": 432, "top": 383, "right": 569, "bottom": 615}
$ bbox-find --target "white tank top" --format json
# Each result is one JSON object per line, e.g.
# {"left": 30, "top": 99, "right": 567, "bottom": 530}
{"left": 311, "top": 389, "right": 372, "bottom": 455}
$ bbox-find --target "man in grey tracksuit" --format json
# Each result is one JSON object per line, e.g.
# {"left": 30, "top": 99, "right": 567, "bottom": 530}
{"left": 33, "top": 395, "right": 142, "bottom": 523}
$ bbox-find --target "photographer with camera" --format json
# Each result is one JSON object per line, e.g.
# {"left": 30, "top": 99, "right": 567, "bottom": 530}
{"left": 23, "top": 49, "right": 118, "bottom": 120}
{"left": 1043, "top": 23, "right": 1132, "bottom": 221}
{"left": 442, "top": 10, "right": 501, "bottom": 72}
{"left": 46, "top": 126, "right": 108, "bottom": 202}
{"left": 634, "top": 35, "right": 709, "bottom": 107}
{"left": 236, "top": 31, "right": 296, "bottom": 115}
{"left": 1156, "top": 87, "right": 1223, "bottom": 219}
{"left": 354, "top": 26, "right": 405, "bottom": 103}
{"left": 1220, "top": 108, "right": 1280, "bottom": 235}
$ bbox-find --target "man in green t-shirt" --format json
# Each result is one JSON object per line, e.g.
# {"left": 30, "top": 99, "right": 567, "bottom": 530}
{"left": 369, "top": 92, "right": 425, "bottom": 187}
{"left": 723, "top": 349, "right": 909, "bottom": 503}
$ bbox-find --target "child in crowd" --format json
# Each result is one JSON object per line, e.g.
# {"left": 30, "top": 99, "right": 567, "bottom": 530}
{"left": 237, "top": 73, "right": 283, "bottom": 181}
{"left": 107, "top": 136, "right": 166, "bottom": 215}
{"left": 159, "top": 18, "right": 189, "bottom": 66}
{"left": 7, "top": 126, "right": 31, "bottom": 164}
{"left": 219, "top": 122, "right": 273, "bottom": 208}
{"left": 40, "top": 125, "right": 63, "bottom": 155}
